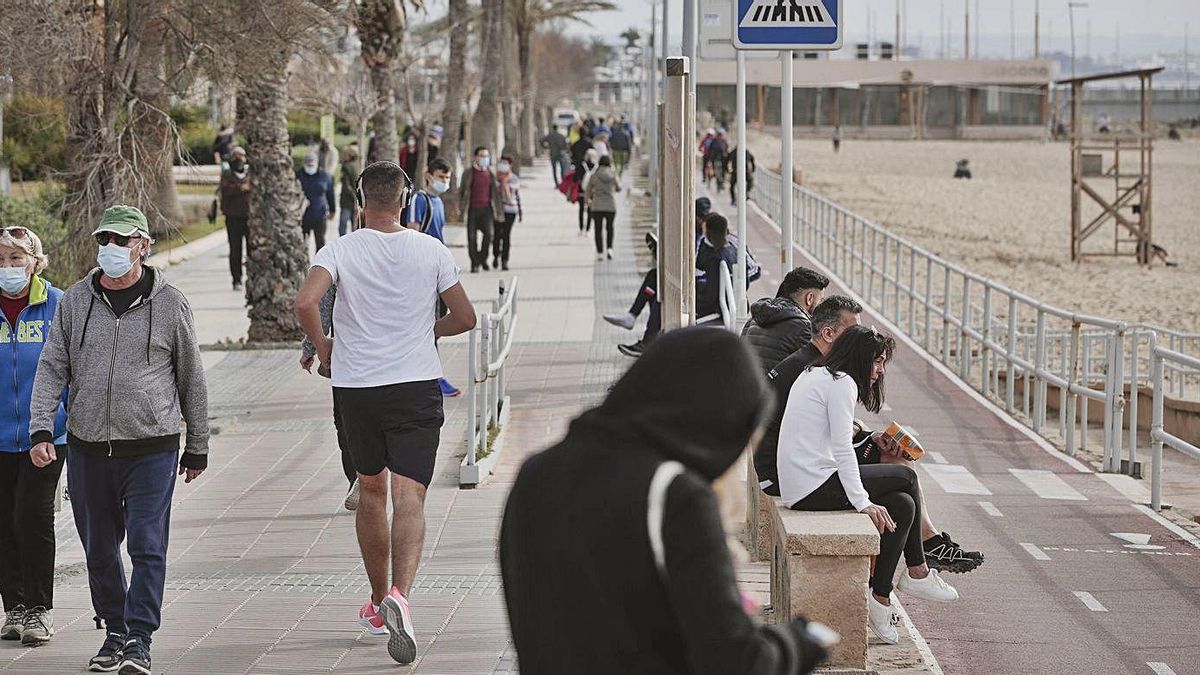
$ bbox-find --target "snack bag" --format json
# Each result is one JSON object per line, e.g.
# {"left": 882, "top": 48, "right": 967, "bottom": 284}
{"left": 883, "top": 421, "right": 925, "bottom": 461}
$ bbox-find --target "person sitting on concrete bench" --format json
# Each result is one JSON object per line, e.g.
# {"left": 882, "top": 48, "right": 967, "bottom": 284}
{"left": 500, "top": 327, "right": 829, "bottom": 675}
{"left": 776, "top": 325, "right": 961, "bottom": 646}
{"left": 757, "top": 297, "right": 984, "bottom": 575}
{"left": 742, "top": 266, "right": 830, "bottom": 374}
{"left": 953, "top": 159, "right": 972, "bottom": 179}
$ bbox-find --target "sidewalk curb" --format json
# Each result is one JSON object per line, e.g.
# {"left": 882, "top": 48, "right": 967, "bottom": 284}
{"left": 147, "top": 228, "right": 227, "bottom": 269}
{"left": 459, "top": 396, "right": 511, "bottom": 489}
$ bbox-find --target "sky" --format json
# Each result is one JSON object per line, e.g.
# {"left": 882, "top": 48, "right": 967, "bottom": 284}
{"left": 586, "top": 0, "right": 1199, "bottom": 58}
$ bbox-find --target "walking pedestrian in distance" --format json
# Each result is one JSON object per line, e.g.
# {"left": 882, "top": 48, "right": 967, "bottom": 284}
{"left": 295, "top": 161, "right": 476, "bottom": 665}
{"left": 608, "top": 123, "right": 631, "bottom": 177}
{"left": 212, "top": 124, "right": 235, "bottom": 167}
{"left": 832, "top": 125, "right": 841, "bottom": 153}
{"left": 501, "top": 327, "right": 829, "bottom": 675}
{"left": 777, "top": 326, "right": 960, "bottom": 645}
{"left": 0, "top": 228, "right": 67, "bottom": 648}
{"left": 492, "top": 156, "right": 521, "bottom": 271}
{"left": 585, "top": 155, "right": 619, "bottom": 261}
{"left": 218, "top": 146, "right": 250, "bottom": 290}
{"left": 338, "top": 145, "right": 361, "bottom": 237}
{"left": 458, "top": 146, "right": 503, "bottom": 273}
{"left": 297, "top": 152, "right": 336, "bottom": 252}
{"left": 578, "top": 149, "right": 600, "bottom": 236}
{"left": 406, "top": 156, "right": 463, "bottom": 398}
{"left": 30, "top": 205, "right": 210, "bottom": 674}
{"left": 397, "top": 132, "right": 420, "bottom": 183}
{"left": 541, "top": 125, "right": 569, "bottom": 187}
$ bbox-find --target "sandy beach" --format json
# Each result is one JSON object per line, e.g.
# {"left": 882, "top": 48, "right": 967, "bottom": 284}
{"left": 746, "top": 130, "right": 1200, "bottom": 334}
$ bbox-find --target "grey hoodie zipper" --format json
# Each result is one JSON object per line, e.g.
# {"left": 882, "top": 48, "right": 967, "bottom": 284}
{"left": 107, "top": 317, "right": 121, "bottom": 456}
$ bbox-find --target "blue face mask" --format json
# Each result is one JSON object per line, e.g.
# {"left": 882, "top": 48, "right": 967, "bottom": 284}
{"left": 97, "top": 243, "right": 134, "bottom": 278}
{"left": 304, "top": 165, "right": 318, "bottom": 175}
{"left": 0, "top": 266, "right": 29, "bottom": 295}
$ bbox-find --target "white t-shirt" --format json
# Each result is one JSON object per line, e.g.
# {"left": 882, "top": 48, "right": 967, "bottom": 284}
{"left": 312, "top": 227, "right": 460, "bottom": 388}
{"left": 776, "top": 367, "right": 872, "bottom": 512}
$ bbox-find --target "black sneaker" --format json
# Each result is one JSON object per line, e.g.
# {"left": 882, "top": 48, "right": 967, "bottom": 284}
{"left": 117, "top": 637, "right": 151, "bottom": 675}
{"left": 617, "top": 341, "right": 646, "bottom": 358}
{"left": 88, "top": 631, "right": 126, "bottom": 672}
{"left": 923, "top": 531, "right": 983, "bottom": 573}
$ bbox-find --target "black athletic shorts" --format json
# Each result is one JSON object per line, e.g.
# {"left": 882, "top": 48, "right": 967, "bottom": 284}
{"left": 333, "top": 380, "right": 444, "bottom": 486}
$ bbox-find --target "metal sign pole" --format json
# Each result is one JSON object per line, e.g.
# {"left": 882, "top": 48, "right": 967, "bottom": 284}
{"left": 780, "top": 51, "right": 794, "bottom": 277}
{"left": 736, "top": 50, "right": 748, "bottom": 321}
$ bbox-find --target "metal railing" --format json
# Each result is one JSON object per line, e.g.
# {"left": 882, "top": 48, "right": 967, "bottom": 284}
{"left": 755, "top": 167, "right": 1200, "bottom": 508}
{"left": 1150, "top": 335, "right": 1200, "bottom": 509}
{"left": 463, "top": 277, "right": 519, "bottom": 484}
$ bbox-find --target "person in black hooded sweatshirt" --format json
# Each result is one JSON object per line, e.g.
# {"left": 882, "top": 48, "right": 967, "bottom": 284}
{"left": 500, "top": 327, "right": 827, "bottom": 675}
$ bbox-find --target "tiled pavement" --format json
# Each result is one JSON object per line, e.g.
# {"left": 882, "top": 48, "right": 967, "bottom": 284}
{"left": 1, "top": 161, "right": 649, "bottom": 674}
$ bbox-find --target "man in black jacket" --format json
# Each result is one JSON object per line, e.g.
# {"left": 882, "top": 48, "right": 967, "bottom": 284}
{"left": 741, "top": 266, "right": 829, "bottom": 374}
{"left": 756, "top": 296, "right": 984, "bottom": 574}
{"left": 501, "top": 328, "right": 828, "bottom": 675}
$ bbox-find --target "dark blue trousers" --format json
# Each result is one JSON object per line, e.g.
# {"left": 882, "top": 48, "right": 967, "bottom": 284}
{"left": 67, "top": 449, "right": 177, "bottom": 643}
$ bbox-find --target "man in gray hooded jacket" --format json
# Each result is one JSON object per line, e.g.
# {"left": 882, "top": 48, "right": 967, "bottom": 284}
{"left": 29, "top": 205, "right": 209, "bottom": 675}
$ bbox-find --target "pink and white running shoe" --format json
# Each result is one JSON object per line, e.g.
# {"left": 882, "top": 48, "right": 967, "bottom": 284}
{"left": 379, "top": 587, "right": 417, "bottom": 664}
{"left": 357, "top": 600, "right": 387, "bottom": 636}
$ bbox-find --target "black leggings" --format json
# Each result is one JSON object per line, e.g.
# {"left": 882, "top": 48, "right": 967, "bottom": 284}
{"left": 791, "top": 464, "right": 925, "bottom": 597}
{"left": 0, "top": 446, "right": 67, "bottom": 610}
{"left": 493, "top": 212, "right": 516, "bottom": 263}
{"left": 629, "top": 269, "right": 657, "bottom": 317}
{"left": 578, "top": 198, "right": 591, "bottom": 232}
{"left": 593, "top": 210, "right": 615, "bottom": 253}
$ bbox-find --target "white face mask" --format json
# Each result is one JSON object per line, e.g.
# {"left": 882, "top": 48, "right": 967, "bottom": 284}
{"left": 497, "top": 162, "right": 511, "bottom": 173}
{"left": 407, "top": 139, "right": 416, "bottom": 147}
{"left": 303, "top": 165, "right": 318, "bottom": 175}
{"left": 477, "top": 156, "right": 491, "bottom": 169}
{"left": 430, "top": 180, "right": 450, "bottom": 195}
{"left": 0, "top": 266, "right": 29, "bottom": 295}
{"left": 97, "top": 243, "right": 135, "bottom": 279}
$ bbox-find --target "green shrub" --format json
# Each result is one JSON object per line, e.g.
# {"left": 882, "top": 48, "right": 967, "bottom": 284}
{"left": 178, "top": 122, "right": 217, "bottom": 165}
{"left": 0, "top": 192, "right": 70, "bottom": 284}
{"left": 169, "top": 104, "right": 210, "bottom": 129}
{"left": 288, "top": 111, "right": 322, "bottom": 147}
{"left": 1, "top": 94, "right": 67, "bottom": 180}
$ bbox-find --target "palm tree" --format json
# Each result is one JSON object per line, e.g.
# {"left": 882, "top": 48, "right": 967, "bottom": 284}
{"left": 471, "top": 0, "right": 507, "bottom": 155}
{"left": 620, "top": 27, "right": 640, "bottom": 49}
{"left": 354, "top": 0, "right": 422, "bottom": 166}
{"left": 439, "top": 0, "right": 469, "bottom": 220}
{"left": 509, "top": 0, "right": 616, "bottom": 160}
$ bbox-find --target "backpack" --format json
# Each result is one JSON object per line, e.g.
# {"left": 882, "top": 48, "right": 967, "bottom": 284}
{"left": 409, "top": 191, "right": 434, "bottom": 234}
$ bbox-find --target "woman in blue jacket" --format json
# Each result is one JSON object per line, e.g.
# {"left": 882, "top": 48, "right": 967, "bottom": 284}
{"left": 0, "top": 227, "right": 68, "bottom": 646}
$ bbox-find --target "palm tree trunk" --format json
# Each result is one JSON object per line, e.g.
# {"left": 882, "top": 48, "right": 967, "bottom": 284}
{"left": 134, "top": 16, "right": 181, "bottom": 237}
{"left": 470, "top": 0, "right": 506, "bottom": 154}
{"left": 238, "top": 57, "right": 308, "bottom": 343}
{"left": 369, "top": 64, "right": 398, "bottom": 165}
{"left": 517, "top": 24, "right": 536, "bottom": 165}
{"left": 441, "top": 0, "right": 468, "bottom": 221}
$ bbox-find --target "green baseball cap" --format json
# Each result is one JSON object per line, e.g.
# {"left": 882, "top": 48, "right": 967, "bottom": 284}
{"left": 93, "top": 205, "right": 152, "bottom": 240}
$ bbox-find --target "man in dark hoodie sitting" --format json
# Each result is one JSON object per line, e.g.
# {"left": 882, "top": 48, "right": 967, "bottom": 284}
{"left": 741, "top": 266, "right": 829, "bottom": 374}
{"left": 500, "top": 327, "right": 828, "bottom": 675}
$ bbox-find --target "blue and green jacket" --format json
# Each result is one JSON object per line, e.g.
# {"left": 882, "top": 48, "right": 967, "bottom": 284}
{"left": 0, "top": 275, "right": 68, "bottom": 453}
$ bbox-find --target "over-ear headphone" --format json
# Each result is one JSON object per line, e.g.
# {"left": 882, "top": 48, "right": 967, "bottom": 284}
{"left": 355, "top": 161, "right": 414, "bottom": 210}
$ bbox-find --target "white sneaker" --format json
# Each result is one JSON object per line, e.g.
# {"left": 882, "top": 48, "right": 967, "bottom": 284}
{"left": 596, "top": 252, "right": 606, "bottom": 261}
{"left": 867, "top": 593, "right": 899, "bottom": 645}
{"left": 606, "top": 248, "right": 614, "bottom": 260}
{"left": 897, "top": 568, "right": 959, "bottom": 602}
{"left": 603, "top": 312, "right": 636, "bottom": 330}
{"left": 343, "top": 478, "right": 360, "bottom": 511}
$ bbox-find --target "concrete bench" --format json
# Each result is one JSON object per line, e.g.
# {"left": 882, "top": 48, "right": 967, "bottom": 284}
{"left": 745, "top": 461, "right": 881, "bottom": 669}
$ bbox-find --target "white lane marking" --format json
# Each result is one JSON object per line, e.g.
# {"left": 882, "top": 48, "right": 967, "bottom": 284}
{"left": 1020, "top": 542, "right": 1052, "bottom": 560}
{"left": 891, "top": 598, "right": 946, "bottom": 675}
{"left": 747, "top": 200, "right": 1095, "bottom": 475}
{"left": 1111, "top": 532, "right": 1152, "bottom": 546}
{"left": 1133, "top": 504, "right": 1200, "bottom": 550}
{"left": 1096, "top": 473, "right": 1151, "bottom": 504}
{"left": 927, "top": 450, "right": 949, "bottom": 464}
{"left": 921, "top": 464, "right": 992, "bottom": 495}
{"left": 978, "top": 501, "right": 1004, "bottom": 517}
{"left": 1148, "top": 663, "right": 1178, "bottom": 675}
{"left": 1072, "top": 591, "right": 1109, "bottom": 612}
{"left": 1009, "top": 469, "right": 1088, "bottom": 501}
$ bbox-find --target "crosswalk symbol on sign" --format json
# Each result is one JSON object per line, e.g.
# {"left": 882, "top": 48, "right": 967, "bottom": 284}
{"left": 734, "top": 0, "right": 842, "bottom": 50}
{"left": 740, "top": 0, "right": 836, "bottom": 28}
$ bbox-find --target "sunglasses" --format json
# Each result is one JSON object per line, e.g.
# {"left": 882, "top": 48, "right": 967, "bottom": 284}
{"left": 95, "top": 232, "right": 143, "bottom": 247}
{"left": 1, "top": 227, "right": 29, "bottom": 239}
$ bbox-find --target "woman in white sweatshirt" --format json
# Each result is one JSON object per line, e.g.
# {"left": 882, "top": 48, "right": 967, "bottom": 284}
{"left": 776, "top": 325, "right": 959, "bottom": 645}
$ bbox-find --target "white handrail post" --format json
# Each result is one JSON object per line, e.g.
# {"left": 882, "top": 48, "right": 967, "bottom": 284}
{"left": 880, "top": 236, "right": 890, "bottom": 318}
{"left": 893, "top": 241, "right": 902, "bottom": 325}
{"left": 1006, "top": 296, "right": 1017, "bottom": 413}
{"left": 1102, "top": 335, "right": 1116, "bottom": 471}
{"left": 1033, "top": 309, "right": 1047, "bottom": 432}
{"left": 908, "top": 247, "right": 917, "bottom": 338}
{"left": 981, "top": 285, "right": 992, "bottom": 396}
{"left": 1111, "top": 329, "right": 1127, "bottom": 472}
{"left": 1081, "top": 336, "right": 1091, "bottom": 451}
{"left": 942, "top": 266, "right": 952, "bottom": 365}
{"left": 478, "top": 316, "right": 492, "bottom": 450}
{"left": 466, "top": 327, "right": 479, "bottom": 466}
{"left": 959, "top": 276, "right": 971, "bottom": 381}
{"left": 924, "top": 257, "right": 933, "bottom": 351}
{"left": 1128, "top": 332, "right": 1140, "bottom": 472}
{"left": 1065, "top": 322, "right": 1081, "bottom": 453}
{"left": 1150, "top": 332, "right": 1164, "bottom": 510}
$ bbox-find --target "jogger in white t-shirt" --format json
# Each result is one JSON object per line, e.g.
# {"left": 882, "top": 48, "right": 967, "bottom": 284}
{"left": 294, "top": 161, "right": 476, "bottom": 665}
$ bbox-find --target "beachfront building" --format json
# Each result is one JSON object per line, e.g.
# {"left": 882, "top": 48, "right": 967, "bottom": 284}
{"left": 697, "top": 58, "right": 1057, "bottom": 140}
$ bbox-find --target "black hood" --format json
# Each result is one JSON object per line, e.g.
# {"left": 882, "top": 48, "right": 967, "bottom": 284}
{"left": 572, "top": 327, "right": 773, "bottom": 480}
{"left": 750, "top": 297, "right": 806, "bottom": 327}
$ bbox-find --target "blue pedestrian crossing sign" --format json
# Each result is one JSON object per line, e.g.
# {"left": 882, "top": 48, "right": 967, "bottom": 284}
{"left": 733, "top": 0, "right": 842, "bottom": 51}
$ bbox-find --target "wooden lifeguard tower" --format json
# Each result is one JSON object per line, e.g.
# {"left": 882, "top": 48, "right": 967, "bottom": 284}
{"left": 1059, "top": 67, "right": 1164, "bottom": 264}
